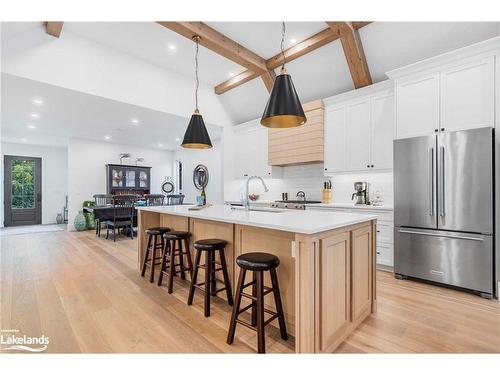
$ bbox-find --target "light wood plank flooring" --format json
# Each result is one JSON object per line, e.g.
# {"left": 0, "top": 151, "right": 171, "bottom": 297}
{"left": 1, "top": 230, "right": 499, "bottom": 353}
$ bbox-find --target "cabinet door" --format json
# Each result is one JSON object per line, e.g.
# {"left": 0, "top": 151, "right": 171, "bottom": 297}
{"left": 346, "top": 99, "right": 371, "bottom": 171}
{"left": 440, "top": 57, "right": 495, "bottom": 132}
{"left": 125, "top": 168, "right": 136, "bottom": 188}
{"left": 396, "top": 73, "right": 440, "bottom": 138}
{"left": 317, "top": 232, "right": 351, "bottom": 353}
{"left": 110, "top": 167, "right": 124, "bottom": 188}
{"left": 371, "top": 93, "right": 395, "bottom": 170}
{"left": 324, "top": 106, "right": 346, "bottom": 173}
{"left": 351, "top": 225, "right": 373, "bottom": 323}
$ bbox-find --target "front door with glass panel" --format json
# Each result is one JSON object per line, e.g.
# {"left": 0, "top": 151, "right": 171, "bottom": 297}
{"left": 4, "top": 156, "right": 42, "bottom": 226}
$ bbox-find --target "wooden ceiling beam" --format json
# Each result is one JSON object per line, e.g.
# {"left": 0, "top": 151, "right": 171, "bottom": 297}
{"left": 326, "top": 21, "right": 372, "bottom": 88}
{"left": 214, "top": 22, "right": 372, "bottom": 95}
{"left": 45, "top": 22, "right": 64, "bottom": 38}
{"left": 156, "top": 21, "right": 268, "bottom": 73}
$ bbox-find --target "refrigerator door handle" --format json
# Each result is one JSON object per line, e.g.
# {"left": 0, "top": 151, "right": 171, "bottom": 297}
{"left": 428, "top": 147, "right": 434, "bottom": 216}
{"left": 398, "top": 229, "right": 484, "bottom": 242}
{"left": 439, "top": 145, "right": 445, "bottom": 217}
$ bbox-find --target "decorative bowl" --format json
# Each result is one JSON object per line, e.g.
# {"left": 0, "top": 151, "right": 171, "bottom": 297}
{"left": 248, "top": 194, "right": 259, "bottom": 201}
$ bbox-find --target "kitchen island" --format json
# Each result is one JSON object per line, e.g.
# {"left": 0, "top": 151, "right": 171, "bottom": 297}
{"left": 136, "top": 204, "right": 377, "bottom": 353}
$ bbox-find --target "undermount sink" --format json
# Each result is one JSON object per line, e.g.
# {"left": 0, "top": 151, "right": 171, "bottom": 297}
{"left": 230, "top": 206, "right": 285, "bottom": 213}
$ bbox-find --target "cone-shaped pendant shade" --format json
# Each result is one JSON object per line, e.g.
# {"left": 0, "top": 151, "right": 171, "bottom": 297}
{"left": 181, "top": 112, "right": 212, "bottom": 149}
{"left": 261, "top": 72, "right": 306, "bottom": 128}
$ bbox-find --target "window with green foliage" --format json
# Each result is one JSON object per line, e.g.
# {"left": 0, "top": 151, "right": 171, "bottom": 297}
{"left": 11, "top": 159, "right": 36, "bottom": 209}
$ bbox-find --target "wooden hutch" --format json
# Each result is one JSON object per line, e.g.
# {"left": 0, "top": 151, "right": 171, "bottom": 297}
{"left": 106, "top": 164, "right": 151, "bottom": 196}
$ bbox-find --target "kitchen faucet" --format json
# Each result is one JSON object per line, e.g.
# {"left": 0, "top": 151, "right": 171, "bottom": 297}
{"left": 245, "top": 176, "right": 269, "bottom": 210}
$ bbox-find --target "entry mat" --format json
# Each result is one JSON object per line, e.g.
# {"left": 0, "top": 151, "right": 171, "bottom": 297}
{"left": 0, "top": 224, "right": 66, "bottom": 236}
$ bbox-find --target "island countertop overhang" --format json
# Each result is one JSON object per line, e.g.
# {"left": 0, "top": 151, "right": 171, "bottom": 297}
{"left": 136, "top": 204, "right": 377, "bottom": 235}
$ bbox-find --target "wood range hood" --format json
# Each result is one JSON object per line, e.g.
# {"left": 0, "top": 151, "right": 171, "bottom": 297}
{"left": 268, "top": 99, "right": 325, "bottom": 166}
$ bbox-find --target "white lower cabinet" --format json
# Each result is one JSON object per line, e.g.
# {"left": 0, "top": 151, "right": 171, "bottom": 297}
{"left": 307, "top": 206, "right": 394, "bottom": 267}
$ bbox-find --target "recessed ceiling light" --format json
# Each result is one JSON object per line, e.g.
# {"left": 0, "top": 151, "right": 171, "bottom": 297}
{"left": 30, "top": 113, "right": 39, "bottom": 119}
{"left": 175, "top": 138, "right": 180, "bottom": 143}
{"left": 168, "top": 44, "right": 176, "bottom": 51}
{"left": 229, "top": 72, "right": 235, "bottom": 77}
{"left": 33, "top": 99, "right": 43, "bottom": 105}
{"left": 290, "top": 38, "right": 297, "bottom": 44}
{"left": 131, "top": 118, "right": 139, "bottom": 125}
{"left": 158, "top": 143, "right": 164, "bottom": 147}
{"left": 27, "top": 125, "right": 37, "bottom": 130}
{"left": 104, "top": 135, "right": 111, "bottom": 140}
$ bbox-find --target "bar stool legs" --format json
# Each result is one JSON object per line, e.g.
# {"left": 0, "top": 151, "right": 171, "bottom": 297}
{"left": 187, "top": 239, "right": 233, "bottom": 318}
{"left": 141, "top": 228, "right": 169, "bottom": 283}
{"left": 157, "top": 232, "right": 193, "bottom": 293}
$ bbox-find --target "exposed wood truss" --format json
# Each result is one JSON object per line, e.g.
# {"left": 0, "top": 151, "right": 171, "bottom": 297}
{"left": 157, "top": 22, "right": 277, "bottom": 92}
{"left": 45, "top": 22, "right": 64, "bottom": 38}
{"left": 214, "top": 22, "right": 372, "bottom": 94}
{"left": 156, "top": 22, "right": 268, "bottom": 73}
{"left": 327, "top": 22, "right": 372, "bottom": 88}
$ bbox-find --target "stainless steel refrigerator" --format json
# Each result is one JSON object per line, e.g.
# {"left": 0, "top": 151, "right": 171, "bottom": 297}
{"left": 394, "top": 127, "right": 494, "bottom": 298}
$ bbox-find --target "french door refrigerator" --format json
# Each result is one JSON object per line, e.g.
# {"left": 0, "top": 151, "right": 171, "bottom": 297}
{"left": 394, "top": 127, "right": 494, "bottom": 298}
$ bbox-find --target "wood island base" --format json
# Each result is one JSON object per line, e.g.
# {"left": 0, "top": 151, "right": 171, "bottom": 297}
{"left": 137, "top": 209, "right": 376, "bottom": 353}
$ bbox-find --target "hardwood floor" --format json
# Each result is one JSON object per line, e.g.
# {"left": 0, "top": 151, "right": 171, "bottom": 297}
{"left": 1, "top": 230, "right": 499, "bottom": 353}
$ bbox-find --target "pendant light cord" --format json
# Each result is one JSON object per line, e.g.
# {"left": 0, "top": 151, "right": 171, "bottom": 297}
{"left": 194, "top": 37, "right": 200, "bottom": 112}
{"left": 280, "top": 21, "right": 286, "bottom": 70}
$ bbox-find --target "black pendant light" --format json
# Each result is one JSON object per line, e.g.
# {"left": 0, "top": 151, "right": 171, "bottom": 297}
{"left": 181, "top": 36, "right": 213, "bottom": 149}
{"left": 261, "top": 22, "right": 306, "bottom": 128}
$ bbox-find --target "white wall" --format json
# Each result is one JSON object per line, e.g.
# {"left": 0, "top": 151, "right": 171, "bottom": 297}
{"left": 1, "top": 26, "right": 234, "bottom": 128}
{"left": 174, "top": 139, "right": 223, "bottom": 205}
{"left": 0, "top": 142, "right": 68, "bottom": 226}
{"left": 67, "top": 138, "right": 173, "bottom": 230}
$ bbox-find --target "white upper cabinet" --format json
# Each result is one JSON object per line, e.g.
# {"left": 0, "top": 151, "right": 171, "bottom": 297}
{"left": 324, "top": 106, "right": 346, "bottom": 173}
{"left": 388, "top": 38, "right": 499, "bottom": 139}
{"left": 371, "top": 93, "right": 395, "bottom": 170}
{"left": 324, "top": 81, "right": 395, "bottom": 174}
{"left": 440, "top": 56, "right": 495, "bottom": 132}
{"left": 346, "top": 99, "right": 371, "bottom": 171}
{"left": 233, "top": 123, "right": 281, "bottom": 179}
{"left": 396, "top": 74, "right": 440, "bottom": 139}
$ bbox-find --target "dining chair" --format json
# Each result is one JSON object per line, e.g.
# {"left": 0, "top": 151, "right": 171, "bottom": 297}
{"left": 166, "top": 194, "right": 185, "bottom": 205}
{"left": 144, "top": 194, "right": 165, "bottom": 206}
{"left": 106, "top": 195, "right": 136, "bottom": 242}
{"left": 93, "top": 194, "right": 113, "bottom": 237}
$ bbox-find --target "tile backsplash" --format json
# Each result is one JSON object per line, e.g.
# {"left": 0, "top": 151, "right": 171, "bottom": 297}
{"left": 225, "top": 164, "right": 393, "bottom": 206}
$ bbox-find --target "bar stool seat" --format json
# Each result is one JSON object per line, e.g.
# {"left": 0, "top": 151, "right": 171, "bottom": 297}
{"left": 236, "top": 252, "right": 280, "bottom": 271}
{"left": 145, "top": 227, "right": 171, "bottom": 236}
{"left": 193, "top": 238, "right": 227, "bottom": 250}
{"left": 141, "top": 226, "right": 171, "bottom": 283}
{"left": 163, "top": 230, "right": 191, "bottom": 240}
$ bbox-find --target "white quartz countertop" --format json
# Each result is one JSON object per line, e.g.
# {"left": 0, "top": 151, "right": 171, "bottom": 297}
{"left": 137, "top": 204, "right": 377, "bottom": 235}
{"left": 306, "top": 203, "right": 393, "bottom": 211}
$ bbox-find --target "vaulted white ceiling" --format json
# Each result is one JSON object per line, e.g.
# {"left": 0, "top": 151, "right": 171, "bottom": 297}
{"left": 2, "top": 21, "right": 499, "bottom": 136}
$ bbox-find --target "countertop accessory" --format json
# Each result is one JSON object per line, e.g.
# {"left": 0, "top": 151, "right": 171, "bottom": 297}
{"left": 188, "top": 204, "right": 213, "bottom": 211}
{"left": 322, "top": 188, "right": 332, "bottom": 204}
{"left": 248, "top": 193, "right": 260, "bottom": 201}
{"left": 181, "top": 36, "right": 212, "bottom": 149}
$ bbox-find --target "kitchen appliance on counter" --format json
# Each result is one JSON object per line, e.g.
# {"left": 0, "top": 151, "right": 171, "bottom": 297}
{"left": 352, "top": 182, "right": 370, "bottom": 205}
{"left": 394, "top": 127, "right": 495, "bottom": 298}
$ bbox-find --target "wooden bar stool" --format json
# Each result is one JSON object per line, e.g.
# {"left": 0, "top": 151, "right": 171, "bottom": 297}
{"left": 187, "top": 239, "right": 233, "bottom": 317}
{"left": 227, "top": 252, "right": 288, "bottom": 354}
{"left": 140, "top": 227, "right": 171, "bottom": 283}
{"left": 158, "top": 231, "right": 193, "bottom": 293}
